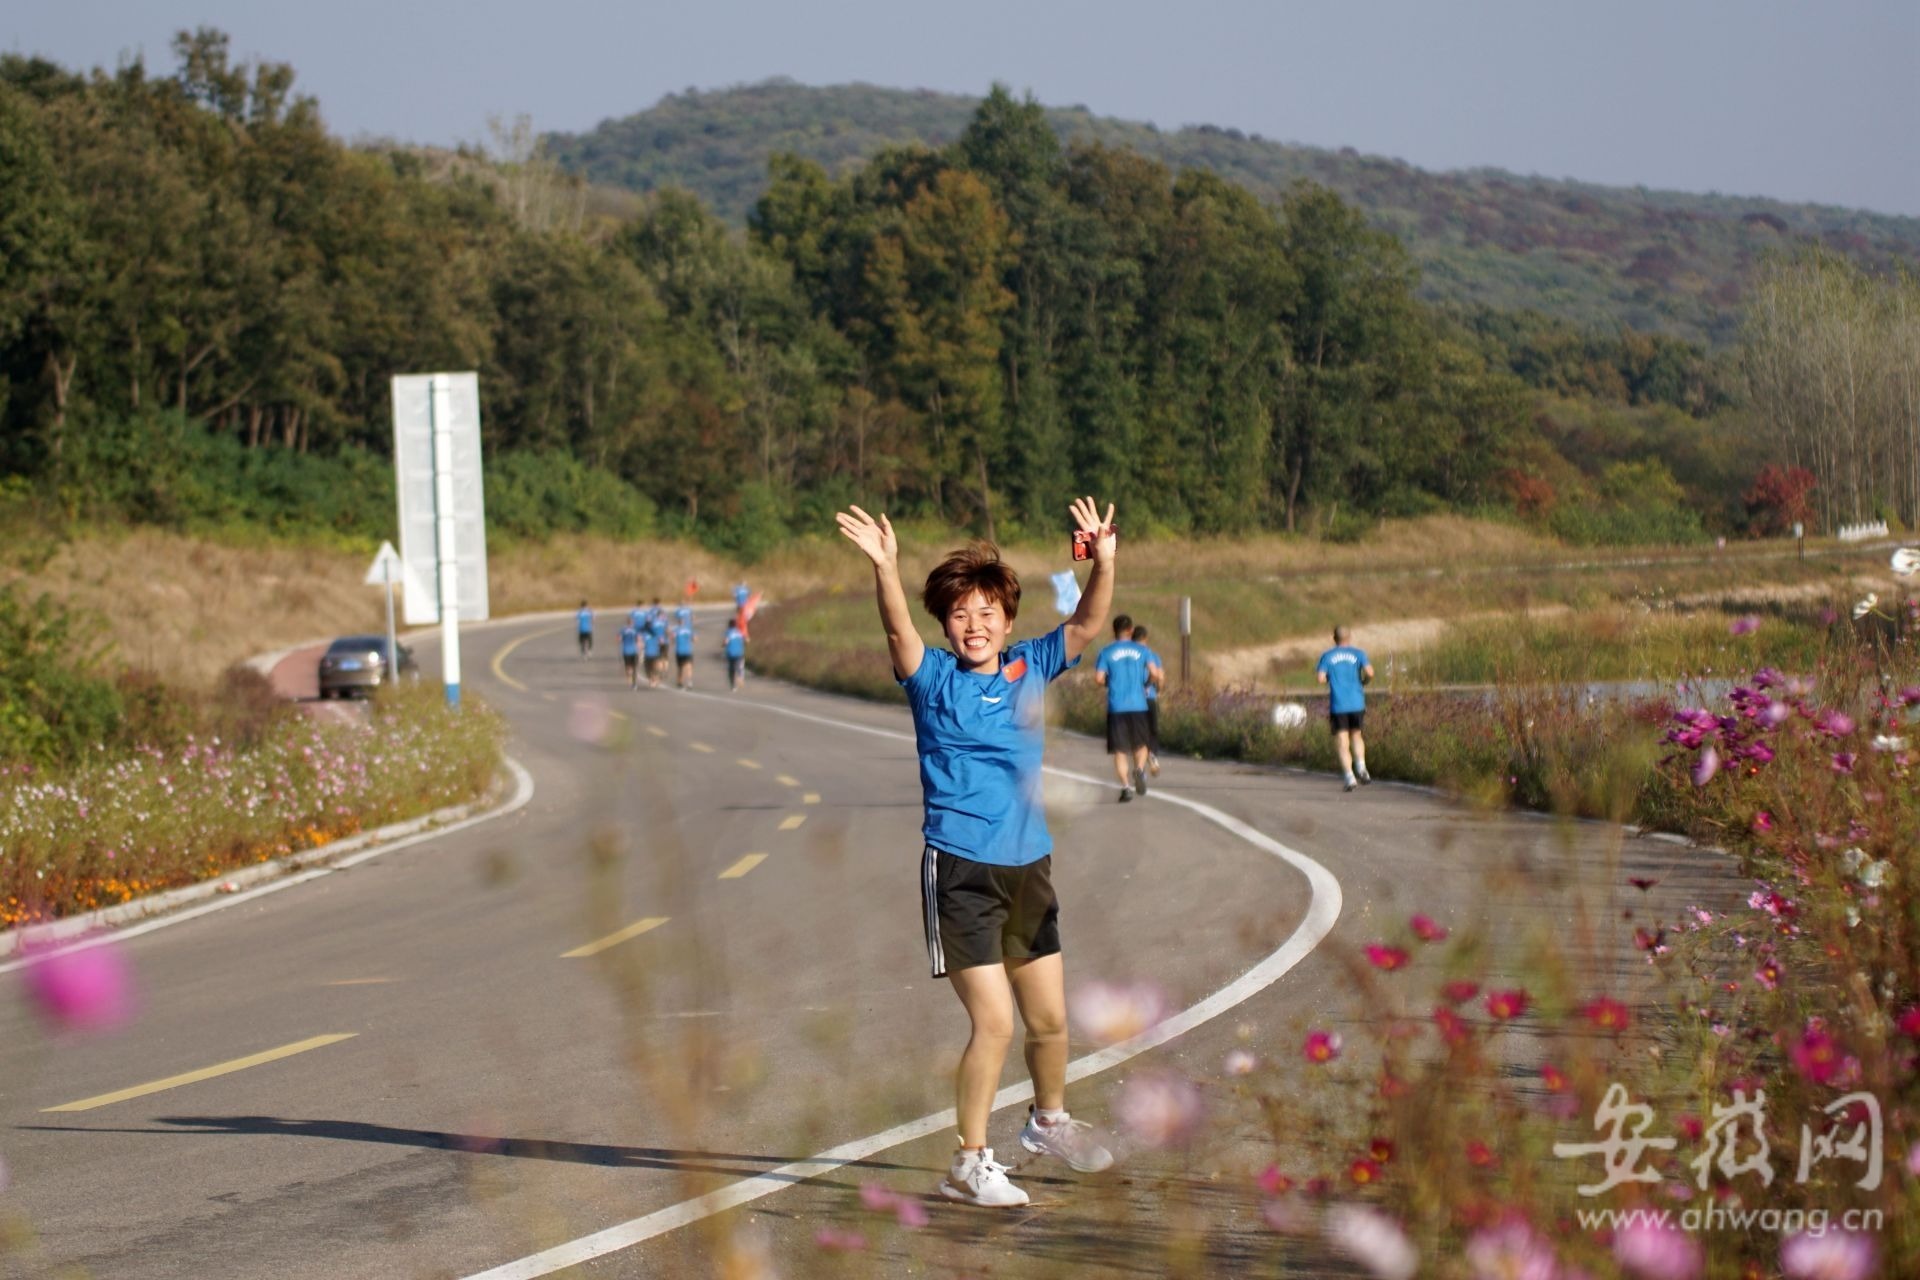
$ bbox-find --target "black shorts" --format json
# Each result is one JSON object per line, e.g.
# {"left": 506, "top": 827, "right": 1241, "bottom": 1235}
{"left": 676, "top": 653, "right": 692, "bottom": 668}
{"left": 1329, "top": 709, "right": 1365, "bottom": 733}
{"left": 1106, "top": 710, "right": 1153, "bottom": 754}
{"left": 579, "top": 631, "right": 593, "bottom": 651}
{"left": 920, "top": 846, "right": 1060, "bottom": 979}
{"left": 727, "top": 656, "right": 743, "bottom": 679}
{"left": 622, "top": 653, "right": 638, "bottom": 674}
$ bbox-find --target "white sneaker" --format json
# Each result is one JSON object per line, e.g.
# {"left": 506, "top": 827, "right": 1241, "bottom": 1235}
{"left": 1148, "top": 754, "right": 1161, "bottom": 777}
{"left": 940, "top": 1146, "right": 1029, "bottom": 1207}
{"left": 1357, "top": 768, "right": 1372, "bottom": 786}
{"left": 1019, "top": 1108, "right": 1115, "bottom": 1173}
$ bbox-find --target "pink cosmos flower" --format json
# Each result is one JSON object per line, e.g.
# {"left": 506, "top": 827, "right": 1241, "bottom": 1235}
{"left": 1070, "top": 980, "right": 1169, "bottom": 1045}
{"left": 1303, "top": 1030, "right": 1343, "bottom": 1063}
{"left": 1434, "top": 1006, "right": 1471, "bottom": 1045}
{"left": 1612, "top": 1218, "right": 1704, "bottom": 1279}
{"left": 1368, "top": 1138, "right": 1395, "bottom": 1164}
{"left": 1690, "top": 745, "right": 1719, "bottom": 786}
{"left": 22, "top": 937, "right": 134, "bottom": 1033}
{"left": 1464, "top": 1220, "right": 1560, "bottom": 1280}
{"left": 1831, "top": 752, "right": 1856, "bottom": 774}
{"left": 1223, "top": 1049, "right": 1257, "bottom": 1076}
{"left": 1728, "top": 615, "right": 1760, "bottom": 636}
{"left": 1907, "top": 1144, "right": 1920, "bottom": 1179}
{"left": 1441, "top": 979, "right": 1481, "bottom": 1004}
{"left": 1116, "top": 1073, "right": 1205, "bottom": 1150}
{"left": 1257, "top": 1164, "right": 1293, "bottom": 1196}
{"left": 1465, "top": 1139, "right": 1498, "bottom": 1167}
{"left": 1409, "top": 914, "right": 1449, "bottom": 942}
{"left": 1754, "top": 959, "right": 1781, "bottom": 991}
{"left": 1485, "top": 989, "right": 1530, "bottom": 1020}
{"left": 1780, "top": 1229, "right": 1877, "bottom": 1280}
{"left": 1896, "top": 1006, "right": 1920, "bottom": 1037}
{"left": 1324, "top": 1205, "right": 1418, "bottom": 1280}
{"left": 893, "top": 1197, "right": 928, "bottom": 1229}
{"left": 1580, "top": 996, "right": 1631, "bottom": 1031}
{"left": 1539, "top": 1063, "right": 1568, "bottom": 1092}
{"left": 1790, "top": 1023, "right": 1842, "bottom": 1084}
{"left": 1365, "top": 943, "right": 1411, "bottom": 971}
{"left": 1752, "top": 811, "right": 1774, "bottom": 832}
{"left": 813, "top": 1226, "right": 867, "bottom": 1252}
{"left": 1813, "top": 709, "right": 1856, "bottom": 737}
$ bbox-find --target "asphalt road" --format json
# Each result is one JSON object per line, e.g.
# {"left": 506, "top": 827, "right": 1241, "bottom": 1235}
{"left": 0, "top": 612, "right": 1746, "bottom": 1278}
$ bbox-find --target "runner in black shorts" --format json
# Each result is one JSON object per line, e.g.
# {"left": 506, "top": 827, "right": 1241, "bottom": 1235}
{"left": 1316, "top": 625, "right": 1375, "bottom": 792}
{"left": 1132, "top": 624, "right": 1165, "bottom": 776}
{"left": 837, "top": 496, "right": 1119, "bottom": 1209}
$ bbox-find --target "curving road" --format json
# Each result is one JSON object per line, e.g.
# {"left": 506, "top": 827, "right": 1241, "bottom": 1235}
{"left": 0, "top": 611, "right": 1742, "bottom": 1278}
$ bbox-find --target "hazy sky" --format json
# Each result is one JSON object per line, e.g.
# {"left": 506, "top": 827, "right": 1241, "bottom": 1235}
{"left": 9, "top": 0, "right": 1917, "bottom": 216}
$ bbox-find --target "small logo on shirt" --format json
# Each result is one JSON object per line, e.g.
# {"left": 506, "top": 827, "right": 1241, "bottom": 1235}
{"left": 981, "top": 695, "right": 1003, "bottom": 704}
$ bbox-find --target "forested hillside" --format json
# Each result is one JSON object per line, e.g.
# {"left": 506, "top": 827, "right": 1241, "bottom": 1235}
{"left": 2, "top": 35, "right": 1908, "bottom": 557}
{"left": 547, "top": 79, "right": 1920, "bottom": 346}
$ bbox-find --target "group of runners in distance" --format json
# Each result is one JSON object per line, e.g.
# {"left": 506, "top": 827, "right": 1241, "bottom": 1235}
{"left": 573, "top": 582, "right": 752, "bottom": 693}
{"left": 835, "top": 495, "right": 1380, "bottom": 1209}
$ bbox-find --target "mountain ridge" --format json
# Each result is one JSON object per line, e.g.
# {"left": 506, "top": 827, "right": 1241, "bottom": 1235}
{"left": 545, "top": 78, "right": 1920, "bottom": 345}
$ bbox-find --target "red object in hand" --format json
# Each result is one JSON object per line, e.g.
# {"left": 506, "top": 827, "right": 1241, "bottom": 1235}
{"left": 1072, "top": 524, "right": 1116, "bottom": 562}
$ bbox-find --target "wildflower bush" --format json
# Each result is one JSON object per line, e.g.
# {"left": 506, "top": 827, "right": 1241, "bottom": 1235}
{"left": 1, "top": 682, "right": 504, "bottom": 927}
{"left": 752, "top": 584, "right": 1920, "bottom": 1275}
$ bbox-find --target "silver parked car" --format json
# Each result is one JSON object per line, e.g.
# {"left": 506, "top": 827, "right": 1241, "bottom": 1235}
{"left": 317, "top": 635, "right": 418, "bottom": 698}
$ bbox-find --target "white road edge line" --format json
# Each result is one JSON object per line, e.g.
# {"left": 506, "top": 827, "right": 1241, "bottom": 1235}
{"left": 0, "top": 757, "right": 535, "bottom": 976}
{"left": 463, "top": 692, "right": 1340, "bottom": 1280}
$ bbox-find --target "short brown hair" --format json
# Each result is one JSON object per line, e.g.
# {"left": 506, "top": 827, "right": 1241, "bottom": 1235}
{"left": 922, "top": 543, "right": 1021, "bottom": 622}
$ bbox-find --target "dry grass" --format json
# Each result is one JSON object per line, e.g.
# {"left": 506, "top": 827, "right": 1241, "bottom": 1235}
{"left": 0, "top": 516, "right": 1888, "bottom": 689}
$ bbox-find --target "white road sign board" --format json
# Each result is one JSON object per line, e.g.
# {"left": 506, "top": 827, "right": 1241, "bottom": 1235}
{"left": 392, "top": 373, "right": 489, "bottom": 626}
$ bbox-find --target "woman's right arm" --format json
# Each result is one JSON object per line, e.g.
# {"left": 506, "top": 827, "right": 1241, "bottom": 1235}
{"left": 835, "top": 506, "right": 925, "bottom": 680}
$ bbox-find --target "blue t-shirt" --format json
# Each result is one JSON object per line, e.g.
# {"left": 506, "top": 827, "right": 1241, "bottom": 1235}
{"left": 1142, "top": 646, "right": 1163, "bottom": 701}
{"left": 643, "top": 627, "right": 662, "bottom": 659}
{"left": 733, "top": 584, "right": 750, "bottom": 608}
{"left": 901, "top": 626, "right": 1080, "bottom": 868}
{"left": 1317, "top": 646, "right": 1370, "bottom": 714}
{"left": 619, "top": 624, "right": 640, "bottom": 657}
{"left": 675, "top": 604, "right": 692, "bottom": 626}
{"left": 674, "top": 624, "right": 695, "bottom": 657}
{"left": 1095, "top": 640, "right": 1151, "bottom": 714}
{"left": 724, "top": 629, "right": 745, "bottom": 659}
{"left": 577, "top": 607, "right": 594, "bottom": 635}
{"left": 629, "top": 608, "right": 646, "bottom": 630}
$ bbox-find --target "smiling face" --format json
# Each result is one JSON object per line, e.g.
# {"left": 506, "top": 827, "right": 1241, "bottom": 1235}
{"left": 944, "top": 589, "right": 1013, "bottom": 672}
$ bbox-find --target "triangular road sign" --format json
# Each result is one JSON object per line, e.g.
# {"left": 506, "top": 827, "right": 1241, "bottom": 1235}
{"left": 364, "top": 540, "right": 404, "bottom": 586}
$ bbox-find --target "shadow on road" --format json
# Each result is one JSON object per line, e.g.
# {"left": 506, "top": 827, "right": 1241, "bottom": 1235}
{"left": 27, "top": 1114, "right": 939, "bottom": 1181}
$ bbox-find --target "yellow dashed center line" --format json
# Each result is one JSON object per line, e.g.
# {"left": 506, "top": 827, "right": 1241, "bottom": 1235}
{"left": 562, "top": 916, "right": 670, "bottom": 959}
{"left": 718, "top": 853, "right": 768, "bottom": 880}
{"left": 803, "top": 793, "right": 821, "bottom": 806}
{"left": 608, "top": 709, "right": 628, "bottom": 722}
{"left": 736, "top": 758, "right": 762, "bottom": 770}
{"left": 778, "top": 814, "right": 806, "bottom": 831}
{"left": 645, "top": 726, "right": 668, "bottom": 738}
{"left": 44, "top": 1034, "right": 359, "bottom": 1113}
{"left": 775, "top": 775, "right": 800, "bottom": 788}
{"left": 690, "top": 742, "right": 715, "bottom": 754}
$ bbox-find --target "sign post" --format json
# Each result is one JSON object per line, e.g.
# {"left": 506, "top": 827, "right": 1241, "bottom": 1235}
{"left": 392, "top": 373, "right": 489, "bottom": 707}
{"left": 1179, "top": 596, "right": 1192, "bottom": 685}
{"left": 363, "top": 541, "right": 405, "bottom": 686}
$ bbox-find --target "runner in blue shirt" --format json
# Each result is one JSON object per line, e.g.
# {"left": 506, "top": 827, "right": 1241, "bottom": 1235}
{"left": 1095, "top": 617, "right": 1162, "bottom": 801}
{"left": 1132, "top": 623, "right": 1166, "bottom": 778}
{"left": 576, "top": 602, "right": 595, "bottom": 659}
{"left": 1315, "top": 625, "right": 1376, "bottom": 792}
{"left": 618, "top": 619, "right": 641, "bottom": 689}
{"left": 723, "top": 620, "right": 747, "bottom": 691}
{"left": 641, "top": 615, "right": 664, "bottom": 688}
{"left": 733, "top": 582, "right": 750, "bottom": 611}
{"left": 628, "top": 601, "right": 647, "bottom": 634}
{"left": 674, "top": 600, "right": 692, "bottom": 628}
{"left": 673, "top": 618, "right": 696, "bottom": 689}
{"left": 836, "top": 495, "right": 1118, "bottom": 1210}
